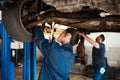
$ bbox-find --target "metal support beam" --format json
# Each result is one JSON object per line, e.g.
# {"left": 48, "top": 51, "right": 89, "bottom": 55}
{"left": 23, "top": 42, "right": 36, "bottom": 80}
{"left": 31, "top": 43, "right": 37, "bottom": 80}
{"left": 0, "top": 22, "right": 14, "bottom": 80}
{"left": 23, "top": 42, "right": 31, "bottom": 80}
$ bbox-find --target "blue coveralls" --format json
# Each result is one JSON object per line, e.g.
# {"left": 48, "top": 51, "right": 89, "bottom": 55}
{"left": 33, "top": 27, "right": 75, "bottom": 80}
{"left": 92, "top": 43, "right": 106, "bottom": 80}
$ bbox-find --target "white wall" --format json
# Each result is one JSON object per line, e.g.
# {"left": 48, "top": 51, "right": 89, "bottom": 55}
{"left": 37, "top": 32, "right": 120, "bottom": 67}
{"left": 85, "top": 32, "right": 120, "bottom": 47}
{"left": 82, "top": 32, "right": 120, "bottom": 67}
{"left": 0, "top": 11, "right": 1, "bottom": 20}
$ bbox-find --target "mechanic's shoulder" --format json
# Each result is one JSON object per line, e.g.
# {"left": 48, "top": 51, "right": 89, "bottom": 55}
{"left": 50, "top": 41, "right": 62, "bottom": 48}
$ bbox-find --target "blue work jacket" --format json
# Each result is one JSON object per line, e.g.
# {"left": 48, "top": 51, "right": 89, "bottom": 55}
{"left": 33, "top": 27, "right": 75, "bottom": 80}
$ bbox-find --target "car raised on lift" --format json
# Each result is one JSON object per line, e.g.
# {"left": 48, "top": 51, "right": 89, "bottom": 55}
{"left": 1, "top": 0, "right": 120, "bottom": 41}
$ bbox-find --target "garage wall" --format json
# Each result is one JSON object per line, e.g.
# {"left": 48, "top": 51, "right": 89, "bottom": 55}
{"left": 37, "top": 32, "right": 120, "bottom": 67}
{"left": 11, "top": 32, "right": 120, "bottom": 67}
{"left": 75, "top": 32, "right": 120, "bottom": 68}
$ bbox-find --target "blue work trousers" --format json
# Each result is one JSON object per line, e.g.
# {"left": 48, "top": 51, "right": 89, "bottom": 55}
{"left": 93, "top": 64, "right": 106, "bottom": 80}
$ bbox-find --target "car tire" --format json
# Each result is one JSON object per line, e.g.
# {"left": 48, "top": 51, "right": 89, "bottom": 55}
{"left": 2, "top": 0, "right": 32, "bottom": 42}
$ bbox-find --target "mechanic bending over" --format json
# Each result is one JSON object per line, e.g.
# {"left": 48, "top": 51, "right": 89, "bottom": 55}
{"left": 80, "top": 33, "right": 106, "bottom": 80}
{"left": 32, "top": 25, "right": 80, "bottom": 80}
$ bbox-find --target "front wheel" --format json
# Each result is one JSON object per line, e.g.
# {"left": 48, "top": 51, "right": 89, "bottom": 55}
{"left": 2, "top": 0, "right": 42, "bottom": 41}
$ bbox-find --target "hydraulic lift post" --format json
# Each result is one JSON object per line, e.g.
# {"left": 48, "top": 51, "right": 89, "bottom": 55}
{"left": 0, "top": 0, "right": 37, "bottom": 79}
{"left": 0, "top": 22, "right": 37, "bottom": 80}
{"left": 23, "top": 42, "right": 36, "bottom": 80}
{"left": 31, "top": 43, "right": 37, "bottom": 80}
{"left": 0, "top": 22, "right": 14, "bottom": 80}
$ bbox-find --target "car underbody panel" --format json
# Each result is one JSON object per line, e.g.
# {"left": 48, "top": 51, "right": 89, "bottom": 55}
{"left": 2, "top": 0, "right": 120, "bottom": 41}
{"left": 43, "top": 0, "right": 120, "bottom": 15}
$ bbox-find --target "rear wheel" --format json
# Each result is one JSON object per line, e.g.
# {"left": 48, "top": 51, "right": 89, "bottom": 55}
{"left": 2, "top": 0, "right": 41, "bottom": 41}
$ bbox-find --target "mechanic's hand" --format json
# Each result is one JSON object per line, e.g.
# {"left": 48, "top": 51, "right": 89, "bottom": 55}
{"left": 79, "top": 32, "right": 85, "bottom": 37}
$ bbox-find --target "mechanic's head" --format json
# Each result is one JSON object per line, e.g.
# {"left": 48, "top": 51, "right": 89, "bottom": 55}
{"left": 96, "top": 34, "right": 105, "bottom": 43}
{"left": 57, "top": 28, "right": 79, "bottom": 46}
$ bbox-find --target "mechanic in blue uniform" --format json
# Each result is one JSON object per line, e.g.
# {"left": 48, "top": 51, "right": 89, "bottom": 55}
{"left": 80, "top": 33, "right": 106, "bottom": 80}
{"left": 32, "top": 25, "right": 80, "bottom": 80}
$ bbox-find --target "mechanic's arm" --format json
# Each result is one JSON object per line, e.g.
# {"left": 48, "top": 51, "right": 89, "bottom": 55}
{"left": 32, "top": 26, "right": 45, "bottom": 41}
{"left": 32, "top": 26, "right": 50, "bottom": 57}
{"left": 80, "top": 33, "right": 99, "bottom": 49}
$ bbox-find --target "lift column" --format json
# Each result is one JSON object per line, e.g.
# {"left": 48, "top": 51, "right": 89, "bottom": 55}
{"left": 0, "top": 22, "right": 14, "bottom": 80}
{"left": 23, "top": 42, "right": 37, "bottom": 80}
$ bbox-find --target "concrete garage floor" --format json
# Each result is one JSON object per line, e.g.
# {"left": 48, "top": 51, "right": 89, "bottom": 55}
{"left": 15, "top": 67, "right": 92, "bottom": 80}
{"left": 69, "top": 74, "right": 92, "bottom": 80}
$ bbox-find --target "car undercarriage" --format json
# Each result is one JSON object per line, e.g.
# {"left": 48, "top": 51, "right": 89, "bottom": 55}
{"left": 1, "top": 0, "right": 120, "bottom": 41}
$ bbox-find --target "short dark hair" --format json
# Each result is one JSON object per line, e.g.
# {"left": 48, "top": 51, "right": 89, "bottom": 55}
{"left": 66, "top": 28, "right": 80, "bottom": 46}
{"left": 100, "top": 34, "right": 105, "bottom": 42}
